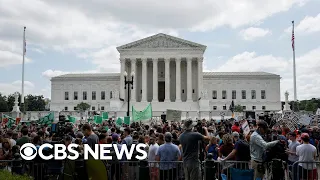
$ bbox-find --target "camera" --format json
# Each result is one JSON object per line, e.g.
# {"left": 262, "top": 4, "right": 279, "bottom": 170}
{"left": 51, "top": 115, "right": 68, "bottom": 140}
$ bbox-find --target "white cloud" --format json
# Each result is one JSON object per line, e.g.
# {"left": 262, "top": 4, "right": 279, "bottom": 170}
{"left": 30, "top": 48, "right": 45, "bottom": 54}
{"left": 295, "top": 13, "right": 320, "bottom": 33}
{"left": 284, "top": 13, "right": 320, "bottom": 34}
{"left": 212, "top": 47, "right": 320, "bottom": 100}
{"left": 0, "top": 40, "right": 32, "bottom": 67}
{"left": 0, "top": 0, "right": 307, "bottom": 48}
{"left": 42, "top": 69, "right": 98, "bottom": 79}
{"left": 240, "top": 27, "right": 271, "bottom": 41}
{"left": 0, "top": 80, "right": 34, "bottom": 96}
{"left": 0, "top": 50, "right": 32, "bottom": 67}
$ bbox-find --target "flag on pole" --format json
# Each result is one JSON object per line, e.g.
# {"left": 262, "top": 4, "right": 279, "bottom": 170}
{"left": 23, "top": 27, "right": 26, "bottom": 55}
{"left": 38, "top": 112, "right": 54, "bottom": 125}
{"left": 94, "top": 115, "right": 102, "bottom": 124}
{"left": 21, "top": 26, "right": 26, "bottom": 105}
{"left": 68, "top": 115, "right": 77, "bottom": 124}
{"left": 124, "top": 116, "right": 130, "bottom": 125}
{"left": 292, "top": 21, "right": 295, "bottom": 51}
{"left": 132, "top": 103, "right": 152, "bottom": 122}
{"left": 116, "top": 117, "right": 123, "bottom": 126}
{"left": 102, "top": 112, "right": 108, "bottom": 120}
{"left": 2, "top": 114, "right": 15, "bottom": 128}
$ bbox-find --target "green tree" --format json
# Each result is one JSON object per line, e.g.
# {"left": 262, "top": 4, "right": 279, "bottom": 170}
{"left": 289, "top": 101, "right": 299, "bottom": 112}
{"left": 25, "top": 94, "right": 46, "bottom": 111}
{"left": 305, "top": 101, "right": 317, "bottom": 112}
{"left": 6, "top": 93, "right": 22, "bottom": 112}
{"left": 298, "top": 100, "right": 307, "bottom": 111}
{"left": 76, "top": 102, "right": 91, "bottom": 111}
{"left": 0, "top": 94, "right": 9, "bottom": 112}
{"left": 0, "top": 97, "right": 8, "bottom": 112}
{"left": 234, "top": 104, "right": 243, "bottom": 112}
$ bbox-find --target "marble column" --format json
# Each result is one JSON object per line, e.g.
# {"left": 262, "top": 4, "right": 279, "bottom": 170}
{"left": 153, "top": 58, "right": 158, "bottom": 102}
{"left": 120, "top": 58, "right": 125, "bottom": 100}
{"left": 198, "top": 57, "right": 203, "bottom": 99}
{"left": 164, "top": 58, "right": 170, "bottom": 102}
{"left": 175, "top": 58, "right": 181, "bottom": 102}
{"left": 131, "top": 58, "right": 136, "bottom": 102}
{"left": 186, "top": 58, "right": 192, "bottom": 102}
{"left": 141, "top": 58, "right": 147, "bottom": 102}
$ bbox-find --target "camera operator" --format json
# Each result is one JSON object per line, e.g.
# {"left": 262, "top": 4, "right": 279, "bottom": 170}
{"left": 250, "top": 120, "right": 279, "bottom": 179}
{"left": 179, "top": 119, "right": 210, "bottom": 180}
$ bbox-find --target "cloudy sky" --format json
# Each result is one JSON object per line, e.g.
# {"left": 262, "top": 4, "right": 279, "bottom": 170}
{"left": 0, "top": 0, "right": 319, "bottom": 101}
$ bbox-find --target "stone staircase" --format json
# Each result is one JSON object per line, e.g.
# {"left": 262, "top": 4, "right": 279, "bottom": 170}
{"left": 119, "top": 101, "right": 200, "bottom": 117}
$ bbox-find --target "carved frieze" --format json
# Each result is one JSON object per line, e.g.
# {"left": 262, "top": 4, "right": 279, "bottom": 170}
{"left": 123, "top": 37, "right": 199, "bottom": 49}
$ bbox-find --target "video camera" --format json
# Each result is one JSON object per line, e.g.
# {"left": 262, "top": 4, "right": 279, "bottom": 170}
{"left": 51, "top": 115, "right": 70, "bottom": 140}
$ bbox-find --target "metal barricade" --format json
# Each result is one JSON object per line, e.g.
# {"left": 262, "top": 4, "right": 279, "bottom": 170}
{"left": 291, "top": 161, "right": 320, "bottom": 180}
{"left": 204, "top": 160, "right": 251, "bottom": 180}
{"left": 106, "top": 160, "right": 184, "bottom": 180}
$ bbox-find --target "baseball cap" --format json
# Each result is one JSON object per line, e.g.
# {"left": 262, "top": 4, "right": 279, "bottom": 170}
{"left": 112, "top": 134, "right": 119, "bottom": 141}
{"left": 232, "top": 132, "right": 239, "bottom": 137}
{"left": 301, "top": 133, "right": 309, "bottom": 139}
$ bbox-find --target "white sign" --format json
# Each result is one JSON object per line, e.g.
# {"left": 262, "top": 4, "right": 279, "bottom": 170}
{"left": 299, "top": 114, "right": 312, "bottom": 125}
{"left": 316, "top": 108, "right": 320, "bottom": 115}
{"left": 20, "top": 143, "right": 147, "bottom": 161}
{"left": 241, "top": 121, "right": 250, "bottom": 136}
{"left": 166, "top": 109, "right": 182, "bottom": 121}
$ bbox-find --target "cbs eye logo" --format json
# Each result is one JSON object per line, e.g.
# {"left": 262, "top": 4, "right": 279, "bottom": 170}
{"left": 20, "top": 143, "right": 37, "bottom": 160}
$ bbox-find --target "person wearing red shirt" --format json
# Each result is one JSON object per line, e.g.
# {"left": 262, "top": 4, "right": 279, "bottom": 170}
{"left": 231, "top": 122, "right": 241, "bottom": 133}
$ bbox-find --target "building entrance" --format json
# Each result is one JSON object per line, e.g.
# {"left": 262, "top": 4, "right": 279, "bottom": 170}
{"left": 158, "top": 82, "right": 165, "bottom": 102}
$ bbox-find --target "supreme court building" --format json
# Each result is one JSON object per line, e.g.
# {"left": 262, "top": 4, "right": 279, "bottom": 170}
{"left": 50, "top": 33, "right": 281, "bottom": 119}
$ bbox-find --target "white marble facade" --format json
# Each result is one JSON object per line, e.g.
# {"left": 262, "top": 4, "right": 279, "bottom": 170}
{"left": 50, "top": 33, "right": 281, "bottom": 118}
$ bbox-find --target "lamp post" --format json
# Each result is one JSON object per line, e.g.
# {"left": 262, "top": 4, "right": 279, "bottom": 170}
{"left": 124, "top": 71, "right": 134, "bottom": 117}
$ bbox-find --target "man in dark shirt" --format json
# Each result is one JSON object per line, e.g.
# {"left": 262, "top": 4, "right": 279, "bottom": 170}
{"left": 82, "top": 124, "right": 99, "bottom": 152}
{"left": 223, "top": 132, "right": 250, "bottom": 169}
{"left": 179, "top": 119, "right": 209, "bottom": 180}
{"left": 16, "top": 127, "right": 30, "bottom": 147}
{"left": 81, "top": 124, "right": 107, "bottom": 179}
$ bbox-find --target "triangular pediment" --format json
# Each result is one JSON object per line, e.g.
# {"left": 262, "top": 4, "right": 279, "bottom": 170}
{"left": 117, "top": 33, "right": 206, "bottom": 50}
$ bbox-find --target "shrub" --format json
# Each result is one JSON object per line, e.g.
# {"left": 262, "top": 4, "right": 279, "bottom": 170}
{"left": 0, "top": 170, "right": 32, "bottom": 180}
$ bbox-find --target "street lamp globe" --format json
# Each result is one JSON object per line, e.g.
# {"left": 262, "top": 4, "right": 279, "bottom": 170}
{"left": 131, "top": 71, "right": 135, "bottom": 78}
{"left": 123, "top": 71, "right": 128, "bottom": 77}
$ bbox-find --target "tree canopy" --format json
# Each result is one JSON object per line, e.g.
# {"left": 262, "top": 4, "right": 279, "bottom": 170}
{"left": 0, "top": 92, "right": 46, "bottom": 112}
{"left": 76, "top": 102, "right": 91, "bottom": 111}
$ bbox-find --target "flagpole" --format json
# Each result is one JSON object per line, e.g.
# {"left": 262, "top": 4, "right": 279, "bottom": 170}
{"left": 292, "top": 21, "right": 297, "bottom": 111}
{"left": 21, "top": 27, "right": 26, "bottom": 118}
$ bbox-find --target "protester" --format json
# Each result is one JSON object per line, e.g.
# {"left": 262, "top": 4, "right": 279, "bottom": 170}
{"left": 156, "top": 132, "right": 181, "bottom": 180}
{"left": 286, "top": 132, "right": 300, "bottom": 180}
{"left": 296, "top": 133, "right": 317, "bottom": 180}
{"left": 1, "top": 111, "right": 319, "bottom": 180}
{"left": 179, "top": 119, "right": 209, "bottom": 180}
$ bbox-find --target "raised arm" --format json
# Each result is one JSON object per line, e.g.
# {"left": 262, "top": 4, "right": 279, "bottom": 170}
{"left": 253, "top": 135, "right": 278, "bottom": 149}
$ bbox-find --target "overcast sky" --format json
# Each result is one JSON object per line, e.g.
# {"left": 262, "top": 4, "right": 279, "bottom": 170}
{"left": 0, "top": 0, "right": 319, "bottom": 101}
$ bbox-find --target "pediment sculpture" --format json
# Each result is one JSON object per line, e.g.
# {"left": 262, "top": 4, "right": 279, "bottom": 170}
{"left": 121, "top": 36, "right": 200, "bottom": 49}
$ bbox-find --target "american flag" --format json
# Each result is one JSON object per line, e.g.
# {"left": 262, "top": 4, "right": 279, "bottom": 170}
{"left": 292, "top": 21, "right": 295, "bottom": 51}
{"left": 23, "top": 26, "right": 26, "bottom": 55}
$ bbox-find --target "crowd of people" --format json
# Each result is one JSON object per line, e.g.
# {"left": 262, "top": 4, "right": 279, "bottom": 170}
{"left": 0, "top": 116, "right": 319, "bottom": 180}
